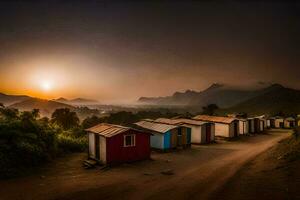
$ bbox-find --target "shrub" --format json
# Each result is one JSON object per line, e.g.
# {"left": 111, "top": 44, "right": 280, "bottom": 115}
{"left": 282, "top": 129, "right": 300, "bottom": 162}
{"left": 57, "top": 134, "right": 87, "bottom": 153}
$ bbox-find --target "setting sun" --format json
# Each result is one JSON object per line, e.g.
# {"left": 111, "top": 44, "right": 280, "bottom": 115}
{"left": 41, "top": 81, "right": 53, "bottom": 91}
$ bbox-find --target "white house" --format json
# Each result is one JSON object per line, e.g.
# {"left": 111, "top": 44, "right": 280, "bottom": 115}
{"left": 273, "top": 117, "right": 284, "bottom": 128}
{"left": 134, "top": 120, "right": 192, "bottom": 150}
{"left": 154, "top": 118, "right": 215, "bottom": 144}
{"left": 237, "top": 118, "right": 249, "bottom": 135}
{"left": 284, "top": 117, "right": 296, "bottom": 128}
{"left": 192, "top": 115, "right": 239, "bottom": 138}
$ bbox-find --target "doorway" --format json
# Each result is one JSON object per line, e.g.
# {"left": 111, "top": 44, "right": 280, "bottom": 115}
{"left": 95, "top": 135, "right": 100, "bottom": 160}
{"left": 248, "top": 120, "right": 252, "bottom": 133}
{"left": 234, "top": 122, "right": 238, "bottom": 137}
{"left": 206, "top": 124, "right": 211, "bottom": 143}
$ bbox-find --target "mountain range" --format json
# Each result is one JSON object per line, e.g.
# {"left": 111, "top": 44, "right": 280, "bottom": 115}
{"left": 8, "top": 98, "right": 75, "bottom": 117}
{"left": 0, "top": 94, "right": 99, "bottom": 117}
{"left": 138, "top": 83, "right": 260, "bottom": 107}
{"left": 222, "top": 84, "right": 300, "bottom": 116}
{"left": 138, "top": 83, "right": 300, "bottom": 116}
{"left": 0, "top": 93, "right": 31, "bottom": 106}
{"left": 53, "top": 97, "right": 99, "bottom": 105}
{"left": 1, "top": 83, "right": 300, "bottom": 117}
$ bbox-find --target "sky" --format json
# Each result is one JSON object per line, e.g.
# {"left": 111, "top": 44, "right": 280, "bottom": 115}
{"left": 0, "top": 1, "right": 299, "bottom": 103}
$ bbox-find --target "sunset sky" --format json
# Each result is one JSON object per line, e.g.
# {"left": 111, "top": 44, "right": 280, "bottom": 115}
{"left": 0, "top": 1, "right": 299, "bottom": 103}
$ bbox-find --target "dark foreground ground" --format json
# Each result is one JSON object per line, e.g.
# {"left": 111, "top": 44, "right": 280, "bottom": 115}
{"left": 211, "top": 130, "right": 300, "bottom": 200}
{"left": 0, "top": 129, "right": 294, "bottom": 200}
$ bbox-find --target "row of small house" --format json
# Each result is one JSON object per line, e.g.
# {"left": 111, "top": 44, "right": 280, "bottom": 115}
{"left": 267, "top": 116, "right": 299, "bottom": 129}
{"left": 85, "top": 114, "right": 286, "bottom": 166}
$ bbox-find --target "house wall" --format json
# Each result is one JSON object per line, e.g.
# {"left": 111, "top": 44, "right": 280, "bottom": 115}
{"left": 284, "top": 120, "right": 295, "bottom": 128}
{"left": 247, "top": 119, "right": 255, "bottom": 133}
{"left": 201, "top": 125, "right": 207, "bottom": 143}
{"left": 187, "top": 125, "right": 202, "bottom": 144}
{"left": 88, "top": 132, "right": 95, "bottom": 158}
{"left": 275, "top": 119, "right": 284, "bottom": 128}
{"left": 239, "top": 121, "right": 248, "bottom": 134}
{"left": 187, "top": 127, "right": 192, "bottom": 144}
{"left": 215, "top": 123, "right": 230, "bottom": 137}
{"left": 229, "top": 123, "right": 237, "bottom": 137}
{"left": 251, "top": 119, "right": 255, "bottom": 133}
{"left": 181, "top": 127, "right": 191, "bottom": 145}
{"left": 284, "top": 120, "right": 290, "bottom": 128}
{"left": 99, "top": 136, "right": 106, "bottom": 164}
{"left": 151, "top": 133, "right": 164, "bottom": 149}
{"left": 210, "top": 124, "right": 215, "bottom": 141}
{"left": 263, "top": 119, "right": 268, "bottom": 128}
{"left": 170, "top": 128, "right": 178, "bottom": 148}
{"left": 253, "top": 118, "right": 261, "bottom": 133}
{"left": 188, "top": 124, "right": 215, "bottom": 144}
{"left": 106, "top": 130, "right": 150, "bottom": 165}
{"left": 163, "top": 131, "right": 171, "bottom": 149}
{"left": 267, "top": 120, "right": 271, "bottom": 127}
{"left": 259, "top": 120, "right": 264, "bottom": 132}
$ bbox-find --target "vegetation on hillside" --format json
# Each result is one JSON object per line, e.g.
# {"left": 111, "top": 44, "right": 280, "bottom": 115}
{"left": 221, "top": 85, "right": 300, "bottom": 116}
{"left": 281, "top": 127, "right": 300, "bottom": 162}
{"left": 0, "top": 106, "right": 86, "bottom": 178}
{"left": 0, "top": 103, "right": 184, "bottom": 178}
{"left": 82, "top": 110, "right": 184, "bottom": 128}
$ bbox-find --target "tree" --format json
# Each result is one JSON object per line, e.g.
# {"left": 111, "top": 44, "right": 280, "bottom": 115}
{"left": 82, "top": 115, "right": 104, "bottom": 129}
{"left": 202, "top": 104, "right": 219, "bottom": 115}
{"left": 0, "top": 109, "right": 58, "bottom": 178}
{"left": 0, "top": 107, "right": 19, "bottom": 120}
{"left": 51, "top": 108, "right": 79, "bottom": 130}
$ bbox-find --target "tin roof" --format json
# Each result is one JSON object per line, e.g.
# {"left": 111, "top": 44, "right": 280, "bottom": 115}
{"left": 236, "top": 118, "right": 247, "bottom": 122}
{"left": 285, "top": 117, "right": 295, "bottom": 121}
{"left": 155, "top": 118, "right": 207, "bottom": 126}
{"left": 85, "top": 123, "right": 130, "bottom": 137}
{"left": 134, "top": 120, "right": 178, "bottom": 134}
{"left": 192, "top": 115, "right": 236, "bottom": 124}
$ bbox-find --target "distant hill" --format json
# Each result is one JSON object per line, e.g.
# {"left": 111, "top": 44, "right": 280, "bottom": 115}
{"left": 221, "top": 84, "right": 300, "bottom": 116}
{"left": 54, "top": 97, "right": 99, "bottom": 105}
{"left": 9, "top": 98, "right": 75, "bottom": 117}
{"left": 138, "top": 83, "right": 259, "bottom": 107}
{"left": 0, "top": 93, "right": 31, "bottom": 106}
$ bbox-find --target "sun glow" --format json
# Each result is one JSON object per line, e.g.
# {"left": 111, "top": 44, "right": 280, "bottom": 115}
{"left": 41, "top": 81, "right": 53, "bottom": 91}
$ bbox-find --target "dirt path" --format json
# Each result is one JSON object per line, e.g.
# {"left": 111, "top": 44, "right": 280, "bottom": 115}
{"left": 210, "top": 129, "right": 300, "bottom": 200}
{"left": 0, "top": 129, "right": 291, "bottom": 200}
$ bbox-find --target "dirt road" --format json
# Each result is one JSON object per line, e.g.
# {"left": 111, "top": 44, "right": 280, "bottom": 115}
{"left": 210, "top": 129, "right": 300, "bottom": 200}
{"left": 0, "top": 129, "right": 291, "bottom": 200}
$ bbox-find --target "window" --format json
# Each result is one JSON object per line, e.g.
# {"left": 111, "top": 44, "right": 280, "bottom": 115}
{"left": 124, "top": 134, "right": 135, "bottom": 147}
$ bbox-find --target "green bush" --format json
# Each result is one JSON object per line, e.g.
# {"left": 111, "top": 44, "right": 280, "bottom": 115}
{"left": 0, "top": 108, "right": 88, "bottom": 178}
{"left": 0, "top": 110, "right": 59, "bottom": 178}
{"left": 57, "top": 134, "right": 87, "bottom": 153}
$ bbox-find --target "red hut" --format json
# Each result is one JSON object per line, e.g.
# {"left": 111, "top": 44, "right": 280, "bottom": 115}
{"left": 86, "top": 123, "right": 151, "bottom": 165}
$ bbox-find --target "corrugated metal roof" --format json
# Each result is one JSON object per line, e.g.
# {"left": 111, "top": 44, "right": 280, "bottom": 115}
{"left": 85, "top": 123, "right": 130, "bottom": 137}
{"left": 236, "top": 118, "right": 247, "bottom": 122}
{"left": 173, "top": 118, "right": 208, "bottom": 126}
{"left": 154, "top": 118, "right": 178, "bottom": 125}
{"left": 134, "top": 120, "right": 178, "bottom": 134}
{"left": 154, "top": 118, "right": 207, "bottom": 126}
{"left": 193, "top": 115, "right": 236, "bottom": 124}
{"left": 285, "top": 117, "right": 295, "bottom": 121}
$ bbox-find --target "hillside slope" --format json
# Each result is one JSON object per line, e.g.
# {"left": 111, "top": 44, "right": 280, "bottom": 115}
{"left": 138, "top": 83, "right": 260, "bottom": 107}
{"left": 9, "top": 98, "right": 75, "bottom": 117}
{"left": 222, "top": 84, "right": 300, "bottom": 116}
{"left": 0, "top": 93, "right": 31, "bottom": 106}
{"left": 54, "top": 97, "right": 99, "bottom": 106}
